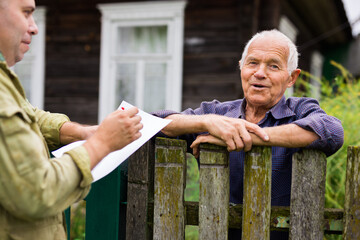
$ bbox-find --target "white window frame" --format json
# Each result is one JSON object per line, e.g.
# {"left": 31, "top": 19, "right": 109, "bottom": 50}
{"left": 279, "top": 16, "right": 298, "bottom": 98}
{"left": 13, "top": 7, "right": 46, "bottom": 109}
{"left": 310, "top": 51, "right": 324, "bottom": 100}
{"left": 97, "top": 1, "right": 186, "bottom": 122}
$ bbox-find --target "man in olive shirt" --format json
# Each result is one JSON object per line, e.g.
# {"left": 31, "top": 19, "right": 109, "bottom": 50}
{"left": 0, "top": 0, "right": 143, "bottom": 239}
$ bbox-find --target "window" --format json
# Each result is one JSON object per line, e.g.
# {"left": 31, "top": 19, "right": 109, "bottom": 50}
{"left": 13, "top": 7, "right": 46, "bottom": 109}
{"left": 279, "top": 16, "right": 298, "bottom": 97}
{"left": 310, "top": 51, "right": 324, "bottom": 100}
{"left": 97, "top": 1, "right": 186, "bottom": 122}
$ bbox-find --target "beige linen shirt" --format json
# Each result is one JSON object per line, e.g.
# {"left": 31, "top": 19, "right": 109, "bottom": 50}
{"left": 0, "top": 53, "right": 93, "bottom": 239}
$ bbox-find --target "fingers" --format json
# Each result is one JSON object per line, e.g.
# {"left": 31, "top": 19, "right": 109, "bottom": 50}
{"left": 190, "top": 134, "right": 226, "bottom": 158}
{"left": 123, "top": 106, "right": 139, "bottom": 116}
{"left": 244, "top": 121, "right": 269, "bottom": 141}
{"left": 209, "top": 116, "right": 269, "bottom": 152}
{"left": 222, "top": 120, "right": 251, "bottom": 152}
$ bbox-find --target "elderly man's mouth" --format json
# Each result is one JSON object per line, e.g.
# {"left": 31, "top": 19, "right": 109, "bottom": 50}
{"left": 251, "top": 84, "right": 267, "bottom": 89}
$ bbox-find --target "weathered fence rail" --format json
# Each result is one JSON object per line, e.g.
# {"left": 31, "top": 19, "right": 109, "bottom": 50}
{"left": 125, "top": 137, "right": 360, "bottom": 240}
{"left": 67, "top": 138, "right": 360, "bottom": 239}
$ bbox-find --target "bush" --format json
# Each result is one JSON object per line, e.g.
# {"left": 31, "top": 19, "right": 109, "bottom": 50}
{"left": 296, "top": 61, "right": 360, "bottom": 209}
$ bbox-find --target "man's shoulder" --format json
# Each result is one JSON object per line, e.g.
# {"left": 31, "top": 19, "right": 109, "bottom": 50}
{"left": 0, "top": 69, "right": 23, "bottom": 117}
{"left": 286, "top": 97, "right": 320, "bottom": 108}
{"left": 284, "top": 97, "right": 325, "bottom": 118}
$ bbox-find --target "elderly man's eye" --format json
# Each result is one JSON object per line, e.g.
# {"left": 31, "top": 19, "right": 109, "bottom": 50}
{"left": 270, "top": 65, "right": 279, "bottom": 70}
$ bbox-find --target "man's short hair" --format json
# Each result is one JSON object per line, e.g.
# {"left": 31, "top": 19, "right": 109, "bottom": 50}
{"left": 240, "top": 29, "right": 299, "bottom": 75}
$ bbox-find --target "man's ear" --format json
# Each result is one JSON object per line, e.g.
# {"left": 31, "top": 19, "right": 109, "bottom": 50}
{"left": 287, "top": 69, "right": 301, "bottom": 88}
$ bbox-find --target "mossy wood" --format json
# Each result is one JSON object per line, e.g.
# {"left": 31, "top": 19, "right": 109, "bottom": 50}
{"left": 242, "top": 146, "right": 272, "bottom": 240}
{"left": 148, "top": 201, "right": 344, "bottom": 233}
{"left": 290, "top": 149, "right": 327, "bottom": 240}
{"left": 126, "top": 140, "right": 155, "bottom": 240}
{"left": 199, "top": 143, "right": 229, "bottom": 239}
{"left": 153, "top": 138, "right": 187, "bottom": 239}
{"left": 343, "top": 146, "right": 360, "bottom": 240}
{"left": 120, "top": 138, "right": 360, "bottom": 239}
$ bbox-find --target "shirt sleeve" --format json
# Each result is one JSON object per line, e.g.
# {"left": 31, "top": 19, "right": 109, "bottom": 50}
{"left": 0, "top": 108, "right": 92, "bottom": 221}
{"left": 152, "top": 99, "right": 226, "bottom": 118}
{"left": 291, "top": 98, "right": 344, "bottom": 156}
{"left": 33, "top": 107, "right": 70, "bottom": 151}
{"left": 151, "top": 101, "right": 223, "bottom": 150}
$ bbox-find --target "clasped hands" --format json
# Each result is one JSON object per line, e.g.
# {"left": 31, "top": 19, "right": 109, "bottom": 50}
{"left": 190, "top": 115, "right": 269, "bottom": 158}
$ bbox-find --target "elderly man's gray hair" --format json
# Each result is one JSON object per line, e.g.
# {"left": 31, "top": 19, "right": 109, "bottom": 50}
{"left": 240, "top": 29, "right": 299, "bottom": 75}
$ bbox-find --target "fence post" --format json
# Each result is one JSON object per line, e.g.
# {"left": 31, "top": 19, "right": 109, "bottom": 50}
{"left": 343, "top": 146, "right": 360, "bottom": 240}
{"left": 126, "top": 140, "right": 155, "bottom": 240}
{"left": 242, "top": 146, "right": 272, "bottom": 240}
{"left": 198, "top": 143, "right": 229, "bottom": 240}
{"left": 290, "top": 149, "right": 326, "bottom": 240}
{"left": 153, "top": 137, "right": 187, "bottom": 239}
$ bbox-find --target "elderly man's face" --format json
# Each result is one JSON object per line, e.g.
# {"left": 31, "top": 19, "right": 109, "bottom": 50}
{"left": 240, "top": 36, "right": 300, "bottom": 110}
{"left": 0, "top": 0, "right": 38, "bottom": 66}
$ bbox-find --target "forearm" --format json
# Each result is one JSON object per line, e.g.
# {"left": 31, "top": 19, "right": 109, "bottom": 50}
{"left": 161, "top": 114, "right": 208, "bottom": 137}
{"left": 251, "top": 124, "right": 319, "bottom": 148}
{"left": 59, "top": 122, "right": 97, "bottom": 145}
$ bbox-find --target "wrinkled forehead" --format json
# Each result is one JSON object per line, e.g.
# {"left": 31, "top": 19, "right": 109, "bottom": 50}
{"left": 247, "top": 36, "right": 290, "bottom": 61}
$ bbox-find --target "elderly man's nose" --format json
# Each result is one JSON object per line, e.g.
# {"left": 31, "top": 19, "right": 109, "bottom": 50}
{"left": 254, "top": 65, "right": 266, "bottom": 79}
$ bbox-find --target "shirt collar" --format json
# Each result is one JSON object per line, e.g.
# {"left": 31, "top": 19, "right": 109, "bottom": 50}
{"left": 0, "top": 52, "right": 5, "bottom": 62}
{"left": 239, "top": 99, "right": 247, "bottom": 119}
{"left": 269, "top": 96, "right": 296, "bottom": 119}
{"left": 239, "top": 96, "right": 296, "bottom": 120}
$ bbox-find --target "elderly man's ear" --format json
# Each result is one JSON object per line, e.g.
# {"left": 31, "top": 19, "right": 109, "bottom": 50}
{"left": 287, "top": 69, "right": 301, "bottom": 88}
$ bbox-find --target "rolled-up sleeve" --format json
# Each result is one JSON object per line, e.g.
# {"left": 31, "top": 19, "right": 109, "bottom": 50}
{"left": 34, "top": 108, "right": 70, "bottom": 151}
{"left": 152, "top": 109, "right": 180, "bottom": 118}
{"left": 291, "top": 98, "right": 344, "bottom": 156}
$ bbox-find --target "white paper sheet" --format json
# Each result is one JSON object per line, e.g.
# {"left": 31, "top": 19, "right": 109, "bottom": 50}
{"left": 52, "top": 101, "right": 171, "bottom": 182}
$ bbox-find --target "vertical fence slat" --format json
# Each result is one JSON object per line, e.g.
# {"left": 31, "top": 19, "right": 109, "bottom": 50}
{"left": 343, "top": 146, "right": 360, "bottom": 240}
{"left": 199, "top": 143, "right": 229, "bottom": 240}
{"left": 153, "top": 138, "right": 187, "bottom": 239}
{"left": 242, "top": 146, "right": 272, "bottom": 240}
{"left": 126, "top": 140, "right": 155, "bottom": 240}
{"left": 290, "top": 149, "right": 326, "bottom": 240}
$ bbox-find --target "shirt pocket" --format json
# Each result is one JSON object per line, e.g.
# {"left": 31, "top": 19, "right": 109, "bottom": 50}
{"left": 0, "top": 107, "right": 45, "bottom": 176}
{"left": 0, "top": 104, "right": 35, "bottom": 125}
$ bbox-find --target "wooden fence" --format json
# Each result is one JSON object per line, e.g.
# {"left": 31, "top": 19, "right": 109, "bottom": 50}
{"left": 69, "top": 137, "right": 360, "bottom": 239}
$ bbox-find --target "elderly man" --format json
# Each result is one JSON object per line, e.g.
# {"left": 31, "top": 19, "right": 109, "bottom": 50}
{"left": 0, "top": 0, "right": 142, "bottom": 239}
{"left": 153, "top": 29, "right": 344, "bottom": 239}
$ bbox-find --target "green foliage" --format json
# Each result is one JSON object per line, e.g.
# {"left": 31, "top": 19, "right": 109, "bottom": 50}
{"left": 70, "top": 201, "right": 86, "bottom": 240}
{"left": 185, "top": 153, "right": 200, "bottom": 239}
{"left": 295, "top": 61, "right": 360, "bottom": 209}
{"left": 185, "top": 153, "right": 200, "bottom": 202}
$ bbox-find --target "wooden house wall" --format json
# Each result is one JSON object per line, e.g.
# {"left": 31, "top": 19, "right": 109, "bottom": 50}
{"left": 37, "top": 0, "right": 103, "bottom": 124}
{"left": 35, "top": 0, "right": 350, "bottom": 125}
{"left": 36, "top": 0, "right": 263, "bottom": 124}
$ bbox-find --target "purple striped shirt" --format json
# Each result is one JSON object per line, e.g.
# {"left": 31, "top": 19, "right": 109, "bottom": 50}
{"left": 152, "top": 96, "right": 344, "bottom": 206}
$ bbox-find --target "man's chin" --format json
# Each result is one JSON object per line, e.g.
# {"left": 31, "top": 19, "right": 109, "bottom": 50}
{"left": 14, "top": 54, "right": 25, "bottom": 64}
